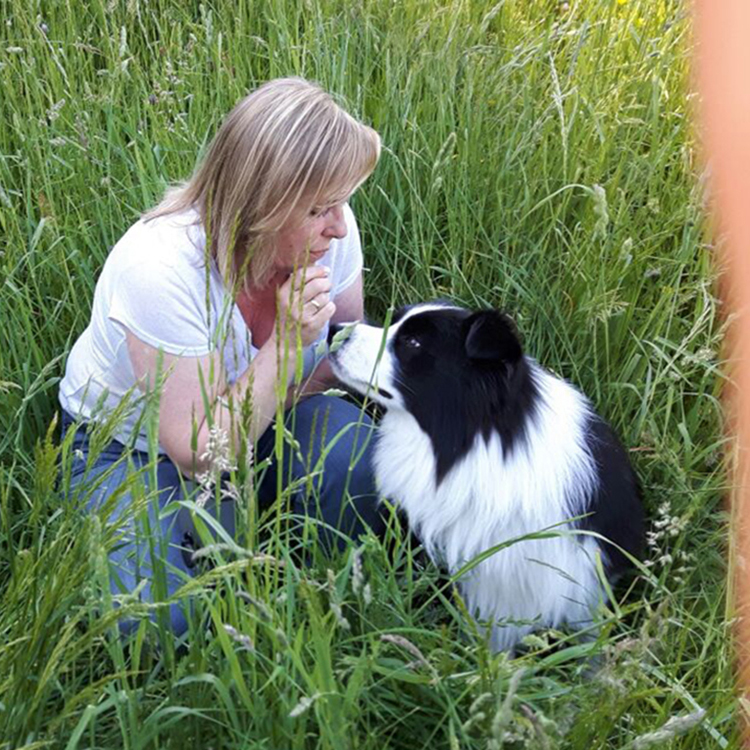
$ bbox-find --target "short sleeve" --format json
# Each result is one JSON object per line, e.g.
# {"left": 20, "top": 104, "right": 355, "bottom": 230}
{"left": 105, "top": 223, "right": 213, "bottom": 356}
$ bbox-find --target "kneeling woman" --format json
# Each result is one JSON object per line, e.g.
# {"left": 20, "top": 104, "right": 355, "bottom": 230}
{"left": 58, "top": 78, "right": 384, "bottom": 636}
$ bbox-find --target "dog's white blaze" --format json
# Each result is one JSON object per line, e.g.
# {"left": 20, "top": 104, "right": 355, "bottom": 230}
{"left": 331, "top": 323, "right": 405, "bottom": 408}
{"left": 375, "top": 362, "right": 603, "bottom": 652}
{"left": 330, "top": 306, "right": 460, "bottom": 407}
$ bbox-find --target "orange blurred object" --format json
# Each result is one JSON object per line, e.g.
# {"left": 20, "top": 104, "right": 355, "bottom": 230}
{"left": 695, "top": 0, "right": 750, "bottom": 742}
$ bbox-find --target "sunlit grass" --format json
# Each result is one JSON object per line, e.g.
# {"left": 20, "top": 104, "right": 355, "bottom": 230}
{"left": 0, "top": 0, "right": 735, "bottom": 747}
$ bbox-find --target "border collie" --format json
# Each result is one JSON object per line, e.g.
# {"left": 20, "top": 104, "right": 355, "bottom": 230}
{"left": 328, "top": 303, "right": 643, "bottom": 651}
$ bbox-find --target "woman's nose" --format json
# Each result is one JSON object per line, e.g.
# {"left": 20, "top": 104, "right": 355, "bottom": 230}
{"left": 324, "top": 205, "right": 347, "bottom": 239}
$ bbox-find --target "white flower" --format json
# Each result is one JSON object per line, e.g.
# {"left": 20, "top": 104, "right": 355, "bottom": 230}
{"left": 223, "top": 624, "right": 254, "bottom": 651}
{"left": 194, "top": 425, "right": 241, "bottom": 508}
{"left": 289, "top": 692, "right": 320, "bottom": 718}
{"left": 351, "top": 548, "right": 364, "bottom": 594}
{"left": 630, "top": 709, "right": 706, "bottom": 748}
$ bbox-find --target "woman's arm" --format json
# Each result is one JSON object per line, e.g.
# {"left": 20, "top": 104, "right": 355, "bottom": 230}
{"left": 126, "top": 329, "right": 296, "bottom": 478}
{"left": 126, "top": 266, "right": 336, "bottom": 478}
{"left": 287, "top": 272, "right": 365, "bottom": 403}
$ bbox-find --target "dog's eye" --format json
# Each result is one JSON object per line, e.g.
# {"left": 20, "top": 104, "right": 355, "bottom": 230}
{"left": 404, "top": 336, "right": 421, "bottom": 349}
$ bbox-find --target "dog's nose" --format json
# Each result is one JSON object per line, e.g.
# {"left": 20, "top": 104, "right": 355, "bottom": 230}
{"left": 327, "top": 323, "right": 343, "bottom": 346}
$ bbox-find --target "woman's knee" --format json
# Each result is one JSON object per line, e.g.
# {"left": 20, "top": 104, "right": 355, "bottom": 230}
{"left": 296, "top": 397, "right": 377, "bottom": 496}
{"left": 294, "top": 396, "right": 374, "bottom": 454}
{"left": 260, "top": 396, "right": 384, "bottom": 548}
{"left": 298, "top": 400, "right": 385, "bottom": 543}
{"left": 60, "top": 425, "right": 197, "bottom": 637}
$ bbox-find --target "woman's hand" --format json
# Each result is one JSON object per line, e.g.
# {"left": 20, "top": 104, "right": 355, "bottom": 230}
{"left": 274, "top": 265, "right": 336, "bottom": 349}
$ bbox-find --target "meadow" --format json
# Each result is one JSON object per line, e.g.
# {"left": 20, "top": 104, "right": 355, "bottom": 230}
{"left": 0, "top": 0, "right": 735, "bottom": 747}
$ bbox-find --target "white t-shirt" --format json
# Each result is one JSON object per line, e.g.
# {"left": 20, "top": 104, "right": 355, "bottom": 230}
{"left": 59, "top": 204, "right": 363, "bottom": 453}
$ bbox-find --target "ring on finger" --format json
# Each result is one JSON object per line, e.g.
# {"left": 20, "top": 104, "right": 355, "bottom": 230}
{"left": 310, "top": 298, "right": 322, "bottom": 312}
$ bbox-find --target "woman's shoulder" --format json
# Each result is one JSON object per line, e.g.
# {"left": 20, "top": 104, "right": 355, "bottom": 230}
{"left": 97, "top": 208, "right": 217, "bottom": 337}
{"left": 109, "top": 207, "right": 206, "bottom": 274}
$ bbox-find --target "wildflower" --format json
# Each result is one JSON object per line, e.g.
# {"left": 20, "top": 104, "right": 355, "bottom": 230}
{"left": 237, "top": 591, "right": 273, "bottom": 622}
{"left": 195, "top": 425, "right": 238, "bottom": 508}
{"left": 327, "top": 568, "right": 350, "bottom": 630}
{"left": 380, "top": 634, "right": 438, "bottom": 682}
{"left": 46, "top": 98, "right": 65, "bottom": 122}
{"left": 621, "top": 237, "right": 634, "bottom": 266}
{"left": 643, "top": 500, "right": 693, "bottom": 580}
{"left": 190, "top": 543, "right": 283, "bottom": 567}
{"left": 462, "top": 712, "right": 487, "bottom": 733}
{"left": 489, "top": 668, "right": 526, "bottom": 748}
{"left": 591, "top": 184, "right": 609, "bottom": 239}
{"left": 469, "top": 692, "right": 494, "bottom": 715}
{"left": 351, "top": 548, "right": 364, "bottom": 594}
{"left": 222, "top": 480, "right": 242, "bottom": 502}
{"left": 119, "top": 26, "right": 128, "bottom": 59}
{"left": 223, "top": 623, "right": 254, "bottom": 651}
{"left": 6, "top": 46, "right": 23, "bottom": 53}
{"left": 289, "top": 692, "right": 321, "bottom": 718}
{"left": 682, "top": 347, "right": 715, "bottom": 367}
{"left": 74, "top": 115, "right": 89, "bottom": 149}
{"left": 597, "top": 670, "right": 628, "bottom": 693}
{"left": 629, "top": 709, "right": 706, "bottom": 748}
{"left": 201, "top": 425, "right": 237, "bottom": 473}
{"left": 194, "top": 477, "right": 213, "bottom": 508}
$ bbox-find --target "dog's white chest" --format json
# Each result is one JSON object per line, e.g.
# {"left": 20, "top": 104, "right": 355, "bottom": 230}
{"left": 373, "top": 412, "right": 438, "bottom": 509}
{"left": 372, "top": 404, "right": 603, "bottom": 652}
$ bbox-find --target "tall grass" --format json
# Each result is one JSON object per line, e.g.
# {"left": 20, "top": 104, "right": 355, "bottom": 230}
{"left": 0, "top": 0, "right": 735, "bottom": 747}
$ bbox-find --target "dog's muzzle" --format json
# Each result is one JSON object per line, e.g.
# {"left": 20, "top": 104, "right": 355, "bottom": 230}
{"left": 327, "top": 323, "right": 345, "bottom": 347}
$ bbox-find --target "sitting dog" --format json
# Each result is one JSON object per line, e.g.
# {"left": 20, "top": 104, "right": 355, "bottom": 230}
{"left": 328, "top": 303, "right": 643, "bottom": 651}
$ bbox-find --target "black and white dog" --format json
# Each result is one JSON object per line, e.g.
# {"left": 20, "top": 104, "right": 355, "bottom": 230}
{"left": 328, "top": 303, "right": 643, "bottom": 652}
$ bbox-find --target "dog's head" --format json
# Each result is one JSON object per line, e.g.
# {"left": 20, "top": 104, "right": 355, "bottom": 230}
{"left": 328, "top": 303, "right": 536, "bottom": 478}
{"left": 328, "top": 303, "right": 525, "bottom": 408}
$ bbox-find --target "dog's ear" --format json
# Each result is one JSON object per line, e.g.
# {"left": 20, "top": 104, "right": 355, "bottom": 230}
{"left": 464, "top": 310, "right": 523, "bottom": 363}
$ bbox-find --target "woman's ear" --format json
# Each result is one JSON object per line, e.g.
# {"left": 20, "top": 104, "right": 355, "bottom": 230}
{"left": 464, "top": 310, "right": 523, "bottom": 363}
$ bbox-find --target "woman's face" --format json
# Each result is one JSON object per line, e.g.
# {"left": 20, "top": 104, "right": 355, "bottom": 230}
{"left": 272, "top": 203, "right": 348, "bottom": 276}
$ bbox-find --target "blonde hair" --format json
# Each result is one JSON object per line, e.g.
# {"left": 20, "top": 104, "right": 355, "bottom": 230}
{"left": 146, "top": 77, "right": 381, "bottom": 289}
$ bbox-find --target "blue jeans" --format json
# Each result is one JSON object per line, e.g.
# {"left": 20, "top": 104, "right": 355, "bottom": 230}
{"left": 61, "top": 395, "right": 384, "bottom": 637}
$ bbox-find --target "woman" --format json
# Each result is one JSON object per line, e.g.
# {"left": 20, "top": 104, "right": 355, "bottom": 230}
{"left": 59, "top": 77, "right": 384, "bottom": 636}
